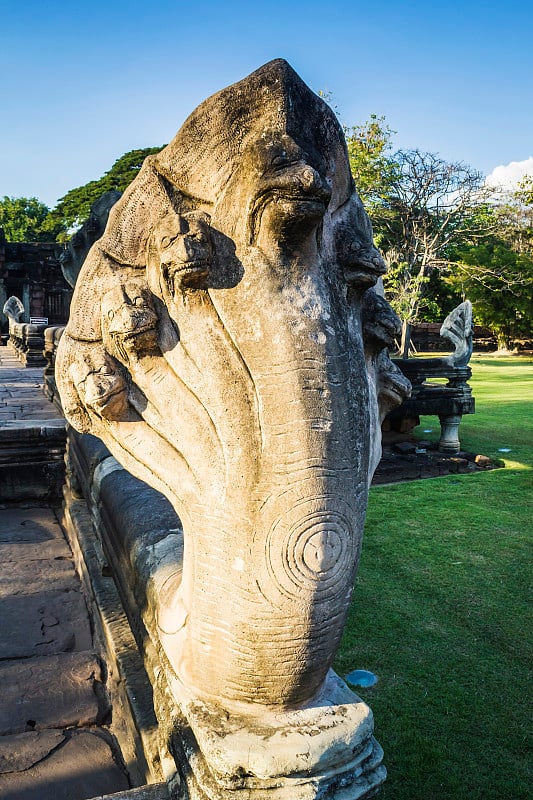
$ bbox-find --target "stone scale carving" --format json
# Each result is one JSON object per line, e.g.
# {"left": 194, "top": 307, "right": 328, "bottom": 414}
{"left": 57, "top": 60, "right": 410, "bottom": 799}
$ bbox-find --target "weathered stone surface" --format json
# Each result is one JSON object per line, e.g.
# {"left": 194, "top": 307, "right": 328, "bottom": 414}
{"left": 0, "top": 730, "right": 65, "bottom": 773}
{"left": 0, "top": 589, "right": 92, "bottom": 660}
{"left": 0, "top": 505, "right": 63, "bottom": 540}
{"left": 0, "top": 558, "right": 78, "bottom": 598}
{"left": 0, "top": 507, "right": 70, "bottom": 560}
{"left": 0, "top": 730, "right": 129, "bottom": 800}
{"left": 0, "top": 537, "right": 70, "bottom": 561}
{"left": 89, "top": 786, "right": 170, "bottom": 800}
{"left": 56, "top": 60, "right": 403, "bottom": 799}
{"left": 0, "top": 419, "right": 66, "bottom": 500}
{"left": 393, "top": 441, "right": 417, "bottom": 455}
{"left": 0, "top": 651, "right": 106, "bottom": 735}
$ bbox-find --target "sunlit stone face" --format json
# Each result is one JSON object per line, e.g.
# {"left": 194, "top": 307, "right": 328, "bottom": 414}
{"left": 151, "top": 212, "right": 212, "bottom": 295}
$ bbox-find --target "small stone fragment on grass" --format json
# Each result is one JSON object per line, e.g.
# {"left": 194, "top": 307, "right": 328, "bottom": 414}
{"left": 393, "top": 441, "right": 417, "bottom": 455}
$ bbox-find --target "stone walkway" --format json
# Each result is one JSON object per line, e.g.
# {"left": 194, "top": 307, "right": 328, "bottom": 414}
{"left": 0, "top": 346, "right": 61, "bottom": 423}
{"left": 0, "top": 344, "right": 131, "bottom": 799}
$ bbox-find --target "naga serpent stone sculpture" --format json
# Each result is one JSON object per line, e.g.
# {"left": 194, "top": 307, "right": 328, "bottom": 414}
{"left": 57, "top": 59, "right": 409, "bottom": 799}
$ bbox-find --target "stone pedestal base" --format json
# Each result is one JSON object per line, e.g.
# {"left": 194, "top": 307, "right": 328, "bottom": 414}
{"left": 168, "top": 670, "right": 386, "bottom": 800}
{"left": 438, "top": 414, "right": 462, "bottom": 452}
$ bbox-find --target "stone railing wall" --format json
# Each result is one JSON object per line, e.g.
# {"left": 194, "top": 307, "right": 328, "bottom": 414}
{"left": 43, "top": 325, "right": 66, "bottom": 407}
{"left": 8, "top": 319, "right": 48, "bottom": 366}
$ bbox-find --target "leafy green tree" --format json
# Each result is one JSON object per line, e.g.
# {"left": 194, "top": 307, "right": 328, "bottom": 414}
{"left": 345, "top": 130, "right": 494, "bottom": 354}
{"left": 446, "top": 232, "right": 533, "bottom": 350}
{"left": 517, "top": 174, "right": 533, "bottom": 206}
{"left": 344, "top": 115, "right": 397, "bottom": 206}
{"left": 51, "top": 146, "right": 164, "bottom": 230}
{"left": 345, "top": 116, "right": 532, "bottom": 351}
{"left": 0, "top": 196, "right": 67, "bottom": 242}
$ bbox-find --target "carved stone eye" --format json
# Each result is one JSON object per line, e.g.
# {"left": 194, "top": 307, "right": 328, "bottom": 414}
{"left": 161, "top": 235, "right": 174, "bottom": 248}
{"left": 133, "top": 296, "right": 145, "bottom": 307}
{"left": 108, "top": 309, "right": 114, "bottom": 320}
{"left": 271, "top": 153, "right": 288, "bottom": 169}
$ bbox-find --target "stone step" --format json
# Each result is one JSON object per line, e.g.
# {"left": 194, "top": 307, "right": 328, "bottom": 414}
{"left": 0, "top": 651, "right": 108, "bottom": 735}
{"left": 0, "top": 729, "right": 130, "bottom": 800}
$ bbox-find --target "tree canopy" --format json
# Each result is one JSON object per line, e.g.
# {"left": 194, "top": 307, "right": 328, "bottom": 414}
{"left": 344, "top": 115, "right": 397, "bottom": 207}
{"left": 0, "top": 196, "right": 67, "bottom": 242}
{"left": 50, "top": 146, "right": 164, "bottom": 230}
{"left": 345, "top": 116, "right": 533, "bottom": 352}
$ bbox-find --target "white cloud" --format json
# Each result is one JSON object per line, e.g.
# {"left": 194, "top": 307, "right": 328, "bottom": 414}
{"left": 485, "top": 157, "right": 533, "bottom": 191}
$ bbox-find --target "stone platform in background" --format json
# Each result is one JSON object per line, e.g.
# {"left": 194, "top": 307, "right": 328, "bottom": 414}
{"left": 372, "top": 430, "right": 499, "bottom": 485}
{"left": 0, "top": 347, "right": 61, "bottom": 422}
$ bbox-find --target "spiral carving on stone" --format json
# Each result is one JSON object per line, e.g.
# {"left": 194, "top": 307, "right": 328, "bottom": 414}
{"left": 258, "top": 499, "right": 355, "bottom": 606}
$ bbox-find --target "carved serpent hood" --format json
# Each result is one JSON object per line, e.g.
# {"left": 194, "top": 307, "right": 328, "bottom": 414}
{"left": 57, "top": 59, "right": 407, "bottom": 711}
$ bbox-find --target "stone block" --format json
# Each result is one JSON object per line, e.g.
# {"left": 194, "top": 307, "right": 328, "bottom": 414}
{"left": 474, "top": 454, "right": 493, "bottom": 468}
{"left": 0, "top": 651, "right": 107, "bottom": 735}
{"left": 0, "top": 589, "right": 92, "bottom": 660}
{"left": 393, "top": 441, "right": 417, "bottom": 454}
{"left": 0, "top": 730, "right": 65, "bottom": 773}
{"left": 0, "top": 506, "right": 69, "bottom": 557}
{"left": 0, "top": 730, "right": 129, "bottom": 800}
{"left": 449, "top": 457, "right": 475, "bottom": 474}
{"left": 0, "top": 558, "right": 78, "bottom": 598}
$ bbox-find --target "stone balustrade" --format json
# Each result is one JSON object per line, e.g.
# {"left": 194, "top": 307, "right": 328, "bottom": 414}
{"left": 43, "top": 325, "right": 66, "bottom": 407}
{"left": 8, "top": 319, "right": 48, "bottom": 367}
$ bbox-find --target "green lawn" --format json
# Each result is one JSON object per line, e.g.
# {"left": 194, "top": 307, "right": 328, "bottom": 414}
{"left": 335, "top": 355, "right": 533, "bottom": 800}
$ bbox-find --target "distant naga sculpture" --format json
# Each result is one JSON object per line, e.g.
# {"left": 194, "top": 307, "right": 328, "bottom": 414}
{"left": 57, "top": 60, "right": 409, "bottom": 799}
{"left": 440, "top": 299, "right": 474, "bottom": 366}
{"left": 3, "top": 296, "right": 25, "bottom": 322}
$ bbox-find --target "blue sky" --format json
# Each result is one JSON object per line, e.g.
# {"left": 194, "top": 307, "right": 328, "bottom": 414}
{"left": 1, "top": 0, "right": 532, "bottom": 207}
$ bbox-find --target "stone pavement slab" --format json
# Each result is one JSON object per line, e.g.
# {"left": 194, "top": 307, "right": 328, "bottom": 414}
{"left": 0, "top": 345, "right": 62, "bottom": 424}
{"left": 0, "top": 589, "right": 93, "bottom": 660}
{"left": 0, "top": 558, "right": 79, "bottom": 598}
{"left": 0, "top": 730, "right": 129, "bottom": 800}
{"left": 0, "top": 505, "right": 70, "bottom": 553}
{"left": 0, "top": 505, "right": 67, "bottom": 543}
{"left": 0, "top": 652, "right": 107, "bottom": 735}
{"left": 0, "top": 730, "right": 65, "bottom": 774}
